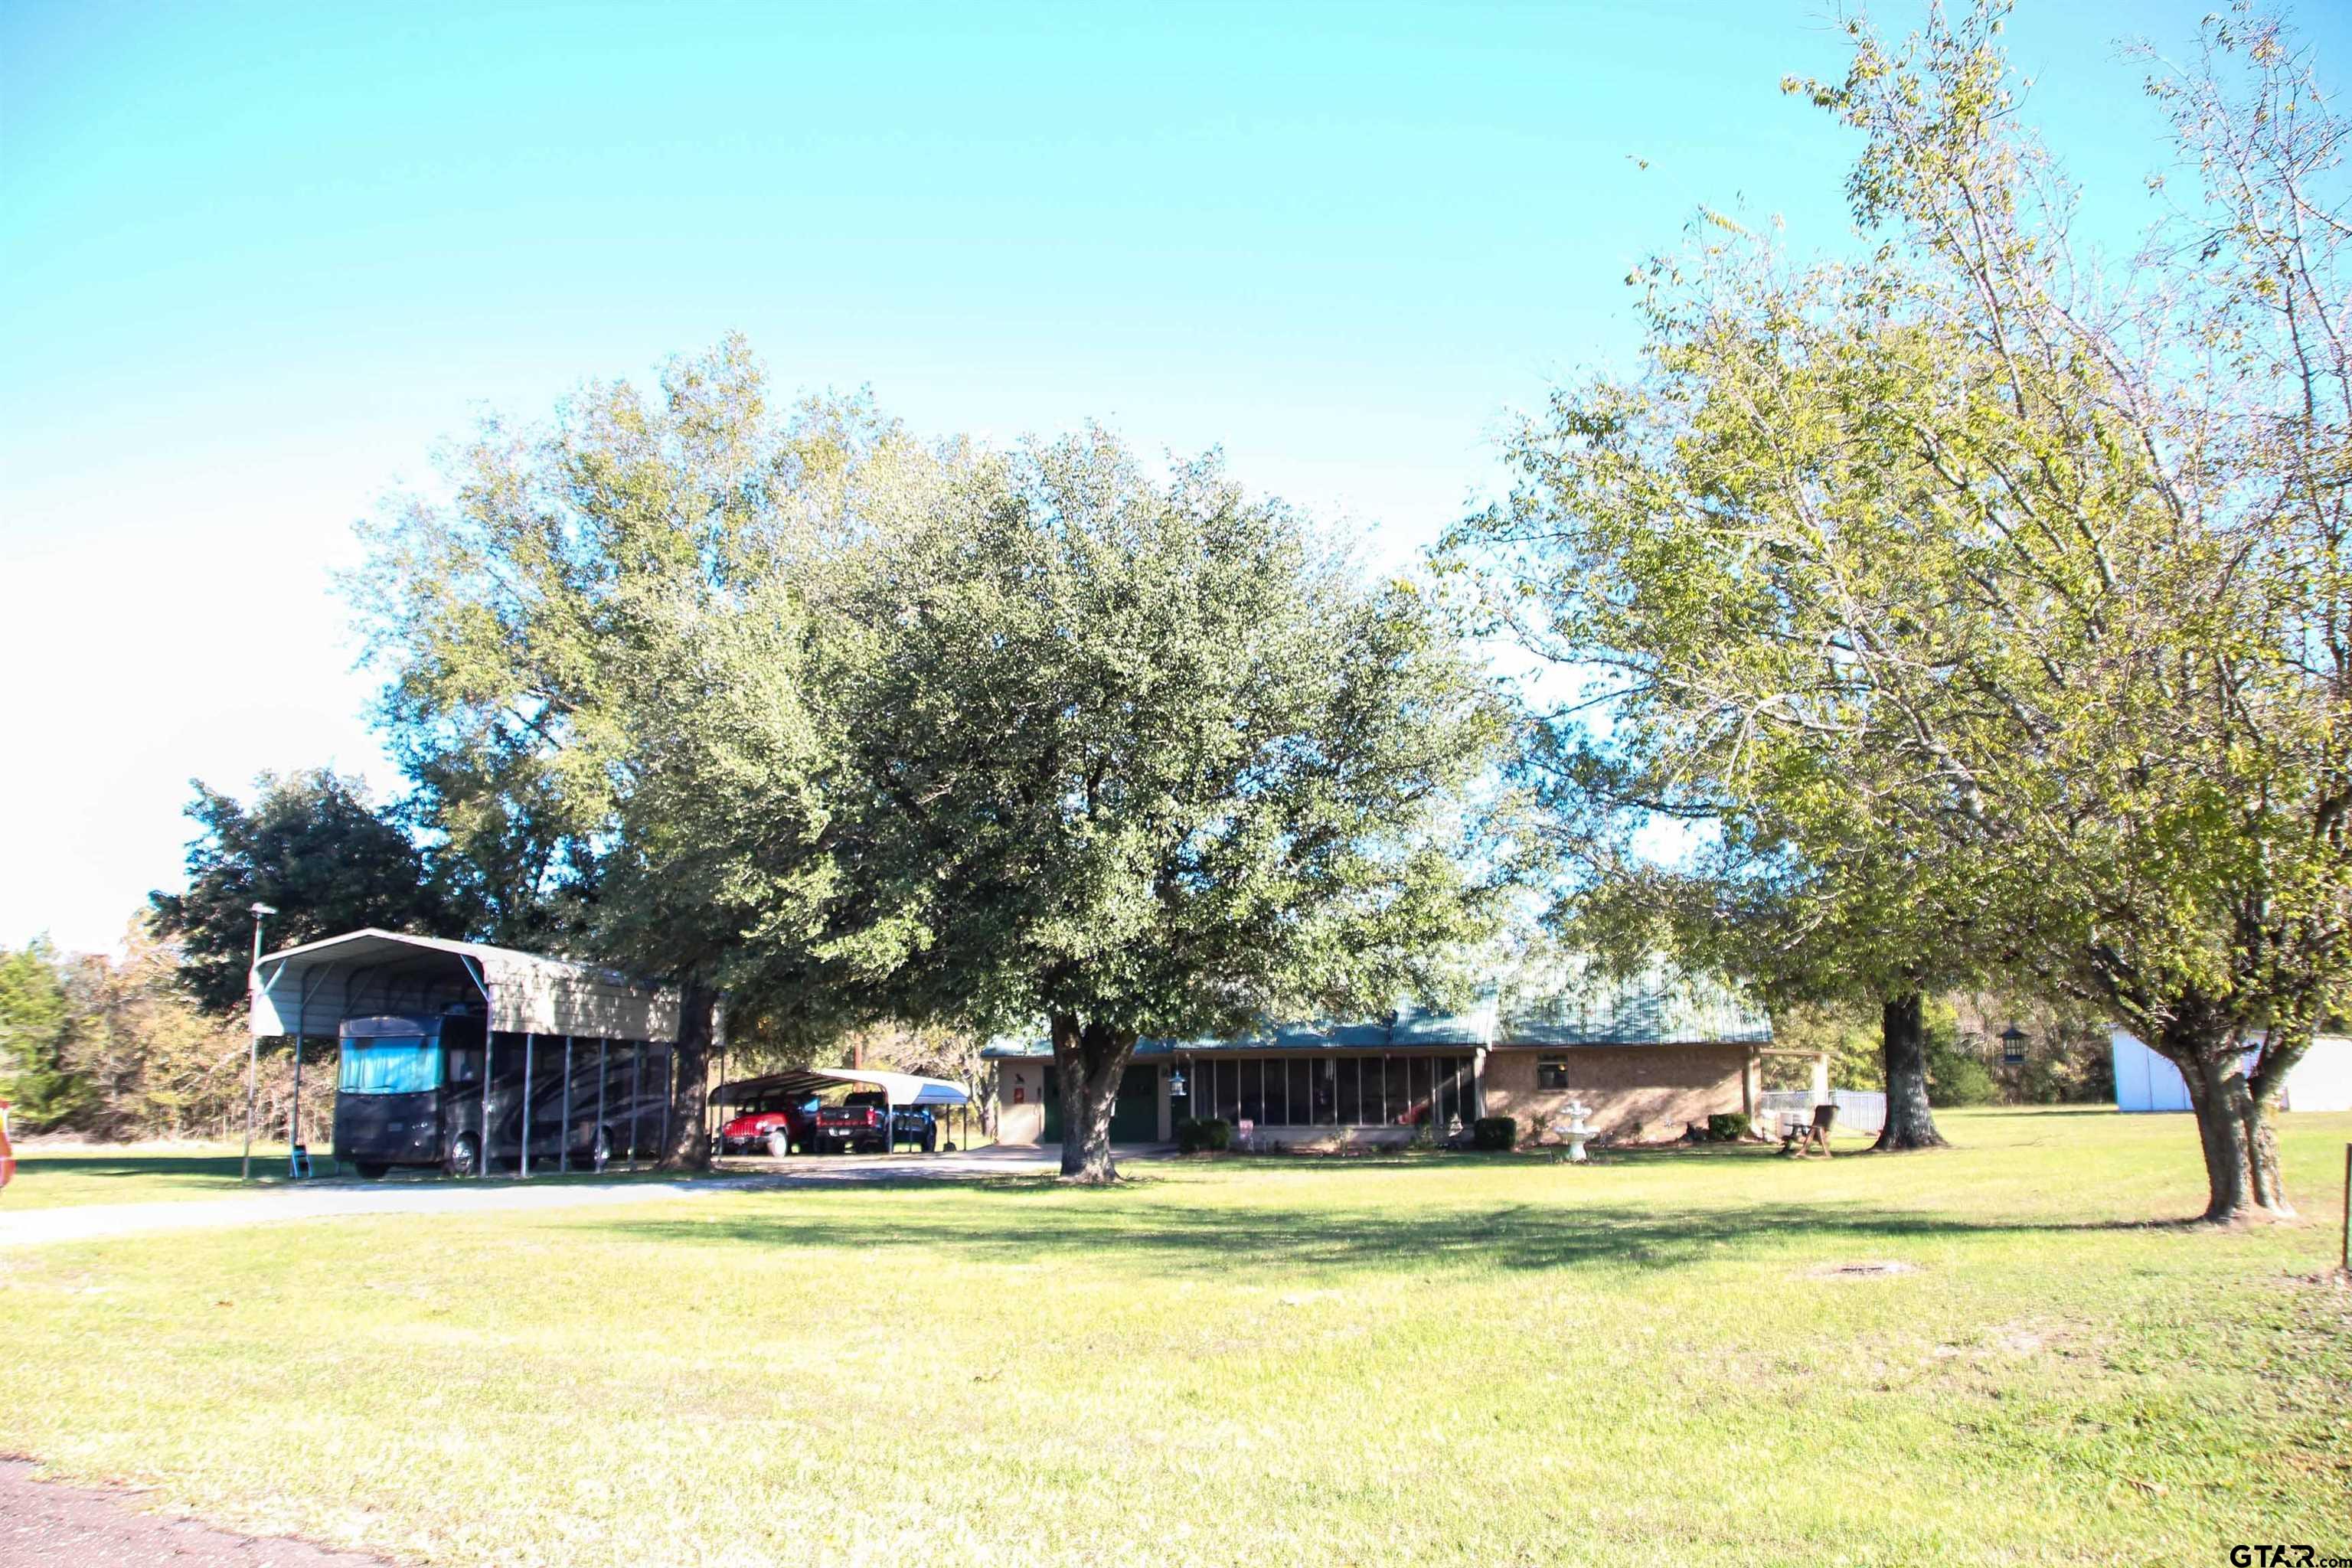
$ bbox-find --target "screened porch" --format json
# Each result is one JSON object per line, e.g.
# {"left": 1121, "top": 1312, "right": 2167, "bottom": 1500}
{"left": 1173, "top": 1051, "right": 1478, "bottom": 1134}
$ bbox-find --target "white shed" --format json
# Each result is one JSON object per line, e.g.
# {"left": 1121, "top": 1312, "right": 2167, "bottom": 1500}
{"left": 2110, "top": 1028, "right": 2352, "bottom": 1113}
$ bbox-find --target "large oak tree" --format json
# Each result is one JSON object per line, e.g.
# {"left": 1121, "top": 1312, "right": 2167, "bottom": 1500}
{"left": 355, "top": 344, "right": 1511, "bottom": 1180}
{"left": 611, "top": 428, "right": 1514, "bottom": 1182}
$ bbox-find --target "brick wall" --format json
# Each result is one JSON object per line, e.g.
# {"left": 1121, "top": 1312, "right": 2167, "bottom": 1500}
{"left": 1481, "top": 1044, "right": 1750, "bottom": 1144}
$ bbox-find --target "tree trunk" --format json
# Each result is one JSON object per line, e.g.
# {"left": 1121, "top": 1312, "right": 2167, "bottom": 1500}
{"left": 1053, "top": 1014, "right": 1138, "bottom": 1185}
{"left": 2179, "top": 1041, "right": 2255, "bottom": 1222}
{"left": 2243, "top": 1029, "right": 2307, "bottom": 1219}
{"left": 2241, "top": 1098, "right": 2293, "bottom": 1217}
{"left": 1873, "top": 991, "right": 1948, "bottom": 1151}
{"left": 2155, "top": 1008, "right": 2295, "bottom": 1223}
{"left": 657, "top": 975, "right": 717, "bottom": 1173}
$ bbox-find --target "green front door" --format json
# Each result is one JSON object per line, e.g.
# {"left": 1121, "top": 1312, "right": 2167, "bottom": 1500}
{"left": 1109, "top": 1066, "right": 1159, "bottom": 1142}
{"left": 1040, "top": 1065, "right": 1160, "bottom": 1143}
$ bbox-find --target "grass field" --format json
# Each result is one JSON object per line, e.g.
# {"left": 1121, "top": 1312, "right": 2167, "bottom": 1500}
{"left": 0, "top": 1141, "right": 716, "bottom": 1210}
{"left": 1, "top": 1108, "right": 2346, "bottom": 1566}
{"left": 0, "top": 1141, "right": 266, "bottom": 1208}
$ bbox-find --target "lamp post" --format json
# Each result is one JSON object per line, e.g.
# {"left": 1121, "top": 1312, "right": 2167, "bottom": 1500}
{"left": 240, "top": 903, "right": 276, "bottom": 1182}
{"left": 1999, "top": 1024, "right": 2029, "bottom": 1067}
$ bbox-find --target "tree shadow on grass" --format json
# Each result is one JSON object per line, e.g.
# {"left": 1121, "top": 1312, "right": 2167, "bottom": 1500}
{"left": 1938, "top": 1106, "right": 2118, "bottom": 1121}
{"left": 596, "top": 1191, "right": 2190, "bottom": 1280}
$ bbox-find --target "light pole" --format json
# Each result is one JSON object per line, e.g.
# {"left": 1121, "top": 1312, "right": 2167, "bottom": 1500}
{"left": 240, "top": 903, "right": 276, "bottom": 1182}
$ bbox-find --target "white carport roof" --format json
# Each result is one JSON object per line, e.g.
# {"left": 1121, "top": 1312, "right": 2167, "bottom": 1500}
{"left": 251, "top": 928, "right": 681, "bottom": 1044}
{"left": 717, "top": 1067, "right": 971, "bottom": 1108}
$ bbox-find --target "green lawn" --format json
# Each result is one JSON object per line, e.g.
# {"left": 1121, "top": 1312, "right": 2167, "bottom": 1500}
{"left": 0, "top": 1142, "right": 698, "bottom": 1210}
{"left": 1, "top": 1142, "right": 272, "bottom": 1208}
{"left": 1, "top": 1108, "right": 2346, "bottom": 1566}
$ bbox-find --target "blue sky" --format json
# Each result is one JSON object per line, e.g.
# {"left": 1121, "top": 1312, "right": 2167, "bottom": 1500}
{"left": 5, "top": 1, "right": 2341, "bottom": 953}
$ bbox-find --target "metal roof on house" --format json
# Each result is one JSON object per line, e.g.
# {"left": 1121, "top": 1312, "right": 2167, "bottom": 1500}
{"left": 980, "top": 999, "right": 1493, "bottom": 1060}
{"left": 1498, "top": 963, "right": 1773, "bottom": 1047}
{"left": 980, "top": 968, "right": 1770, "bottom": 1058}
{"left": 251, "top": 928, "right": 681, "bottom": 1044}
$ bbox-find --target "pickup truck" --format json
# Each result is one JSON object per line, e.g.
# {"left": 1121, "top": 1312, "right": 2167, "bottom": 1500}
{"left": 810, "top": 1091, "right": 937, "bottom": 1155}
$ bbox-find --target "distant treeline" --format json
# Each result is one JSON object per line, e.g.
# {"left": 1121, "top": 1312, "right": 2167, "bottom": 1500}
{"left": 0, "top": 921, "right": 325, "bottom": 1142}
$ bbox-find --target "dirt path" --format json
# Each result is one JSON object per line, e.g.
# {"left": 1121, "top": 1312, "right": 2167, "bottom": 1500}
{"left": 0, "top": 1459, "right": 399, "bottom": 1566}
{"left": 0, "top": 1145, "right": 1084, "bottom": 1249}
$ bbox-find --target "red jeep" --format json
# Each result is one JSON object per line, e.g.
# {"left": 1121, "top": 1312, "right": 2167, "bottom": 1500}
{"left": 717, "top": 1092, "right": 817, "bottom": 1158}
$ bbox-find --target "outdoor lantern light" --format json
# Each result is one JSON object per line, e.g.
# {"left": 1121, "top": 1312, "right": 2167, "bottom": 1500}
{"left": 1999, "top": 1024, "right": 2030, "bottom": 1065}
{"left": 1168, "top": 1064, "right": 1187, "bottom": 1098}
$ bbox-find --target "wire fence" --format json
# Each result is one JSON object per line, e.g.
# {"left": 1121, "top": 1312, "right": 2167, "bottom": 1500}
{"left": 1756, "top": 1089, "right": 1886, "bottom": 1137}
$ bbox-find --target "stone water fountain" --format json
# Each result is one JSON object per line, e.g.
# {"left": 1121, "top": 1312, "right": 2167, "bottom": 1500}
{"left": 1555, "top": 1099, "right": 1598, "bottom": 1162}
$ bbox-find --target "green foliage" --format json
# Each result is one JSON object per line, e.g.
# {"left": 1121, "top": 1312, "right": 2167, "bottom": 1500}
{"left": 1443, "top": 1, "right": 2352, "bottom": 1208}
{"left": 1910, "top": 997, "right": 1990, "bottom": 1107}
{"left": 147, "top": 770, "right": 452, "bottom": 1015}
{"left": 0, "top": 922, "right": 293, "bottom": 1140}
{"left": 1949, "top": 991, "right": 2116, "bottom": 1106}
{"left": 1926, "top": 1050, "right": 1998, "bottom": 1109}
{"left": 1707, "top": 1112, "right": 1751, "bottom": 1142}
{"left": 356, "top": 346, "right": 1517, "bottom": 1177}
{"left": 1472, "top": 1116, "right": 1517, "bottom": 1151}
{"left": 351, "top": 338, "right": 896, "bottom": 969}
{"left": 1762, "top": 1000, "right": 1879, "bottom": 1091}
{"left": 61, "top": 921, "right": 266, "bottom": 1138}
{"left": 0, "top": 940, "right": 94, "bottom": 1132}
{"left": 782, "top": 431, "right": 1514, "bottom": 1046}
{"left": 1175, "top": 1116, "right": 1230, "bottom": 1153}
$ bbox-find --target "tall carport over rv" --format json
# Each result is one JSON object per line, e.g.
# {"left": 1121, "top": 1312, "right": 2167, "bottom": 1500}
{"left": 249, "top": 929, "right": 682, "bottom": 1180}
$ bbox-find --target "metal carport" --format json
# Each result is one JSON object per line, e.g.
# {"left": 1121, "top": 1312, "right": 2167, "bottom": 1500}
{"left": 248, "top": 928, "right": 681, "bottom": 1180}
{"left": 714, "top": 1067, "right": 973, "bottom": 1155}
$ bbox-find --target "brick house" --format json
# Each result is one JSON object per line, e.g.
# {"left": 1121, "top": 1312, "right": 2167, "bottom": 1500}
{"left": 986, "top": 967, "right": 1815, "bottom": 1148}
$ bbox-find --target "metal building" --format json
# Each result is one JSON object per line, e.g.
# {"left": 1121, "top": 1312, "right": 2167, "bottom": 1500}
{"left": 248, "top": 928, "right": 683, "bottom": 1179}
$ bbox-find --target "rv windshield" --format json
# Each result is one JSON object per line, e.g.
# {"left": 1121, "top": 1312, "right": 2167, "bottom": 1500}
{"left": 338, "top": 1037, "right": 441, "bottom": 1095}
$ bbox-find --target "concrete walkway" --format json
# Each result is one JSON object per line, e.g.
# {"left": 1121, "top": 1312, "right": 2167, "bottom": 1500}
{"left": 0, "top": 1145, "right": 1156, "bottom": 1250}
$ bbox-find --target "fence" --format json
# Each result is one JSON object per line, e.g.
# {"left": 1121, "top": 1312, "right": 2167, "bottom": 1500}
{"left": 1756, "top": 1089, "right": 1886, "bottom": 1137}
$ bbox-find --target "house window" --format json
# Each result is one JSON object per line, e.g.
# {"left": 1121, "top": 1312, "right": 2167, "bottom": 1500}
{"left": 1213, "top": 1060, "right": 1241, "bottom": 1123}
{"left": 1537, "top": 1054, "right": 1571, "bottom": 1089}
